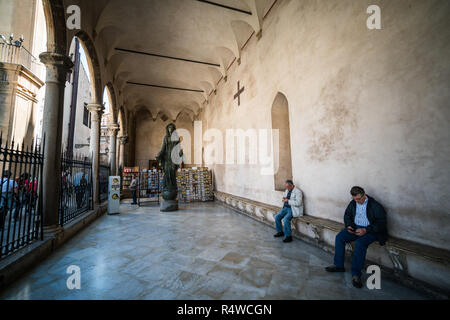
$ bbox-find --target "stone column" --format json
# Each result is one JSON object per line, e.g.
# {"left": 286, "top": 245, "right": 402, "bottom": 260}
{"left": 116, "top": 135, "right": 120, "bottom": 174}
{"left": 88, "top": 103, "right": 104, "bottom": 205}
{"left": 118, "top": 135, "right": 128, "bottom": 172}
{"left": 39, "top": 52, "right": 73, "bottom": 233}
{"left": 108, "top": 123, "right": 119, "bottom": 175}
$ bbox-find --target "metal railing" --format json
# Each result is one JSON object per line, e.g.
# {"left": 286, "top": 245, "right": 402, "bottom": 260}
{"left": 60, "top": 153, "right": 93, "bottom": 226}
{"left": 99, "top": 163, "right": 110, "bottom": 203}
{"left": 0, "top": 134, "right": 44, "bottom": 259}
{"left": 0, "top": 42, "right": 44, "bottom": 76}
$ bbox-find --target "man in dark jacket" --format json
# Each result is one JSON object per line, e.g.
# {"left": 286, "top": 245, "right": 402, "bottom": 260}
{"left": 325, "top": 186, "right": 387, "bottom": 288}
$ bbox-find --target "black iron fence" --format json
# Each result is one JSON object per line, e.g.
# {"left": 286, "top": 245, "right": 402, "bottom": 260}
{"left": 99, "top": 163, "right": 110, "bottom": 203}
{"left": 0, "top": 136, "right": 44, "bottom": 259}
{"left": 60, "top": 152, "right": 93, "bottom": 226}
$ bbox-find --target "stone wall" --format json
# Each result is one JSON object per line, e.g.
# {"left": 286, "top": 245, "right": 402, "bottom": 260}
{"left": 200, "top": 0, "right": 450, "bottom": 251}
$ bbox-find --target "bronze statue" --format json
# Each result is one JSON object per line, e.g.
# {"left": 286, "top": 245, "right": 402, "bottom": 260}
{"left": 156, "top": 123, "right": 183, "bottom": 211}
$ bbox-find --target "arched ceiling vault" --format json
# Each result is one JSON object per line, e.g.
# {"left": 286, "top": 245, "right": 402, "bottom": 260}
{"left": 64, "top": 0, "right": 277, "bottom": 118}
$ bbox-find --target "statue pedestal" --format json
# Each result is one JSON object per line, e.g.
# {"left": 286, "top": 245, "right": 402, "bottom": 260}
{"left": 160, "top": 199, "right": 178, "bottom": 212}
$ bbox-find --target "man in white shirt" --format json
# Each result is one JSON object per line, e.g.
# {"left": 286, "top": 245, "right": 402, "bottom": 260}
{"left": 274, "top": 180, "right": 304, "bottom": 243}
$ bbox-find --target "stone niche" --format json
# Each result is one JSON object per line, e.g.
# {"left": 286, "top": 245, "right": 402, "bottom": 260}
{"left": 215, "top": 190, "right": 450, "bottom": 299}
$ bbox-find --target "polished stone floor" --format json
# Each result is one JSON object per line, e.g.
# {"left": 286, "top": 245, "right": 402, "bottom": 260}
{"left": 0, "top": 202, "right": 429, "bottom": 300}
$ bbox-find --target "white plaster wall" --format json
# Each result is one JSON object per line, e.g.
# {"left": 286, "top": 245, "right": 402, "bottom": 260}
{"left": 200, "top": 0, "right": 450, "bottom": 250}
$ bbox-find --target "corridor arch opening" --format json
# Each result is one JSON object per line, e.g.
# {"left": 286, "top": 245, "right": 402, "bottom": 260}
{"left": 61, "top": 36, "right": 96, "bottom": 158}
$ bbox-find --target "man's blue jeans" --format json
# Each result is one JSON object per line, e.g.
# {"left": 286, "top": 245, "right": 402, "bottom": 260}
{"left": 333, "top": 228, "right": 377, "bottom": 277}
{"left": 275, "top": 207, "right": 293, "bottom": 237}
{"left": 131, "top": 190, "right": 137, "bottom": 204}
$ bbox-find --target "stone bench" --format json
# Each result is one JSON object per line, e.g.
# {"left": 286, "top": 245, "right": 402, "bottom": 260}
{"left": 214, "top": 191, "right": 450, "bottom": 298}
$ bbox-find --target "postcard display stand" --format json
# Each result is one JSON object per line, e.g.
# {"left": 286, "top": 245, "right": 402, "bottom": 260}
{"left": 176, "top": 167, "right": 213, "bottom": 202}
{"left": 121, "top": 166, "right": 213, "bottom": 204}
{"left": 139, "top": 169, "right": 162, "bottom": 205}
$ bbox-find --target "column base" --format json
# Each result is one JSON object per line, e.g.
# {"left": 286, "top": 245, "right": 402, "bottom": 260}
{"left": 43, "top": 225, "right": 63, "bottom": 238}
{"left": 160, "top": 199, "right": 178, "bottom": 212}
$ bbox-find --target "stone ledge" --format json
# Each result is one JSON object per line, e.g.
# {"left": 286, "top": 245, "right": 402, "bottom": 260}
{"left": 0, "top": 202, "right": 107, "bottom": 291}
{"left": 214, "top": 191, "right": 450, "bottom": 299}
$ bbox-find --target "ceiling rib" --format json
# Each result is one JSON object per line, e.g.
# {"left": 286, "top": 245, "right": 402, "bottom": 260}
{"left": 115, "top": 48, "right": 220, "bottom": 67}
{"left": 127, "top": 81, "right": 204, "bottom": 93}
{"left": 196, "top": 0, "right": 252, "bottom": 15}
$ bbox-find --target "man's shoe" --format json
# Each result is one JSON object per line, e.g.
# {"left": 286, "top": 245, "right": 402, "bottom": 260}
{"left": 283, "top": 236, "right": 293, "bottom": 243}
{"left": 274, "top": 232, "right": 284, "bottom": 238}
{"left": 325, "top": 265, "right": 346, "bottom": 272}
{"left": 352, "top": 276, "right": 363, "bottom": 289}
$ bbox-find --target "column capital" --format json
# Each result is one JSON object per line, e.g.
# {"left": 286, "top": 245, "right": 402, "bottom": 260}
{"left": 39, "top": 52, "right": 73, "bottom": 83}
{"left": 119, "top": 135, "right": 129, "bottom": 145}
{"left": 108, "top": 123, "right": 120, "bottom": 136}
{"left": 39, "top": 52, "right": 73, "bottom": 70}
{"left": 87, "top": 103, "right": 105, "bottom": 115}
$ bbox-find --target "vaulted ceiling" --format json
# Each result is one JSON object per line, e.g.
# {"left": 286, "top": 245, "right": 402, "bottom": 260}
{"left": 70, "top": 0, "right": 277, "bottom": 121}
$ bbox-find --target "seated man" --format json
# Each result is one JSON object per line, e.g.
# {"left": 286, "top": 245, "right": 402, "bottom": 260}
{"left": 325, "top": 186, "right": 387, "bottom": 288}
{"left": 274, "top": 180, "right": 304, "bottom": 243}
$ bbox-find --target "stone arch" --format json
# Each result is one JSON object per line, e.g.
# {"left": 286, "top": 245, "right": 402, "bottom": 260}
{"left": 72, "top": 30, "right": 103, "bottom": 104}
{"left": 41, "top": 0, "right": 67, "bottom": 54}
{"left": 104, "top": 82, "right": 118, "bottom": 123}
{"left": 271, "top": 92, "right": 293, "bottom": 191}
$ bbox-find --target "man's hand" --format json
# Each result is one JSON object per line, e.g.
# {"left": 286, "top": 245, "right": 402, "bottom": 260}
{"left": 355, "top": 228, "right": 367, "bottom": 236}
{"left": 282, "top": 197, "right": 289, "bottom": 203}
{"left": 347, "top": 226, "right": 355, "bottom": 234}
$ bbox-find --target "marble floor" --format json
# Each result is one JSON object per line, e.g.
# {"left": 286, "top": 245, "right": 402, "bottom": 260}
{"left": 0, "top": 202, "right": 429, "bottom": 300}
